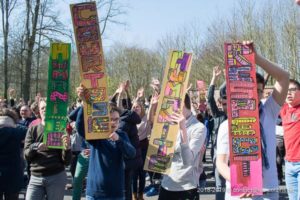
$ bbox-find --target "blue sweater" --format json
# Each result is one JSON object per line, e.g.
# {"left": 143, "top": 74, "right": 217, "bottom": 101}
{"left": 72, "top": 107, "right": 136, "bottom": 199}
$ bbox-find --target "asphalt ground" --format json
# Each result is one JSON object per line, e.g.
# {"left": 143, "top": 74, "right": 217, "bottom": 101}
{"left": 19, "top": 146, "right": 289, "bottom": 200}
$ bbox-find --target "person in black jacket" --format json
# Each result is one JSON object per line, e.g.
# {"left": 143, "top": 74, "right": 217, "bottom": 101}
{"left": 119, "top": 108, "right": 143, "bottom": 200}
{"left": 0, "top": 108, "right": 27, "bottom": 200}
{"left": 207, "top": 66, "right": 227, "bottom": 200}
{"left": 111, "top": 82, "right": 143, "bottom": 200}
{"left": 24, "top": 99, "right": 72, "bottom": 200}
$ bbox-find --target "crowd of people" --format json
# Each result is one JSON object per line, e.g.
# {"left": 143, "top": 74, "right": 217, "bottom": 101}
{"left": 0, "top": 42, "right": 300, "bottom": 200}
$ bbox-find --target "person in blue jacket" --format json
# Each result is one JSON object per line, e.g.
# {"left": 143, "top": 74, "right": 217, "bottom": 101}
{"left": 76, "top": 85, "right": 136, "bottom": 200}
{"left": 0, "top": 107, "right": 27, "bottom": 200}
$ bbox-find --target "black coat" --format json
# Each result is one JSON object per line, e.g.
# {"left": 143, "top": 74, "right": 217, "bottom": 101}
{"left": 119, "top": 109, "right": 143, "bottom": 170}
{"left": 0, "top": 126, "right": 27, "bottom": 192}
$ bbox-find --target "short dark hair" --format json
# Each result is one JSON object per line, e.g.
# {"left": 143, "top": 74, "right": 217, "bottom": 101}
{"left": 289, "top": 79, "right": 300, "bottom": 89}
{"left": 184, "top": 94, "right": 191, "bottom": 110}
{"left": 110, "top": 106, "right": 121, "bottom": 115}
{"left": 256, "top": 73, "right": 265, "bottom": 88}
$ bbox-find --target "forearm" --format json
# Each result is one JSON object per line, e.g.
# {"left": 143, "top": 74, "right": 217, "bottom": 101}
{"left": 116, "top": 92, "right": 123, "bottom": 110}
{"left": 147, "top": 104, "right": 156, "bottom": 124}
{"left": 210, "top": 76, "right": 217, "bottom": 86}
{"left": 216, "top": 154, "right": 230, "bottom": 181}
{"left": 207, "top": 85, "right": 220, "bottom": 117}
{"left": 256, "top": 54, "right": 289, "bottom": 82}
{"left": 256, "top": 54, "right": 289, "bottom": 105}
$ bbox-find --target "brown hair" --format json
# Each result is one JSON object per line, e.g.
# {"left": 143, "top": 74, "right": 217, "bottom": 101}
{"left": 290, "top": 79, "right": 300, "bottom": 89}
{"left": 132, "top": 100, "right": 146, "bottom": 117}
{"left": 0, "top": 108, "right": 19, "bottom": 123}
{"left": 184, "top": 94, "right": 191, "bottom": 110}
{"left": 256, "top": 73, "right": 265, "bottom": 88}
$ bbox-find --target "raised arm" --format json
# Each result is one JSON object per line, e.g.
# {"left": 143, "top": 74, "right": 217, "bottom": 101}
{"left": 207, "top": 66, "right": 223, "bottom": 117}
{"left": 244, "top": 41, "right": 290, "bottom": 106}
{"left": 147, "top": 91, "right": 159, "bottom": 125}
{"left": 256, "top": 54, "right": 289, "bottom": 105}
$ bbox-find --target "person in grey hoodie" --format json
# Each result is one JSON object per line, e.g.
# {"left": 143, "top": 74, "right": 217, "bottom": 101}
{"left": 158, "top": 94, "right": 207, "bottom": 200}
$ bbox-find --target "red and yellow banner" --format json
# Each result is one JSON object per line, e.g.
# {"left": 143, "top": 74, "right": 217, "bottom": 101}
{"left": 225, "top": 43, "right": 262, "bottom": 196}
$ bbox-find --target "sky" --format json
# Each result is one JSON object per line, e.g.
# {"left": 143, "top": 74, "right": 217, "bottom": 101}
{"left": 102, "top": 0, "right": 238, "bottom": 49}
{"left": 58, "top": 0, "right": 239, "bottom": 50}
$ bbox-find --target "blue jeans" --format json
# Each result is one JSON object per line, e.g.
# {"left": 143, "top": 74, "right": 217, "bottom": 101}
{"left": 285, "top": 160, "right": 300, "bottom": 200}
{"left": 25, "top": 170, "right": 67, "bottom": 200}
{"left": 86, "top": 195, "right": 124, "bottom": 200}
{"left": 214, "top": 152, "right": 225, "bottom": 200}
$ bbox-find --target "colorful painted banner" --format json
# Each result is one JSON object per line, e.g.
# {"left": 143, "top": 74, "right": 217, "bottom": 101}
{"left": 70, "top": 2, "right": 111, "bottom": 140}
{"left": 224, "top": 43, "right": 262, "bottom": 196}
{"left": 44, "top": 43, "right": 71, "bottom": 149}
{"left": 144, "top": 51, "right": 193, "bottom": 174}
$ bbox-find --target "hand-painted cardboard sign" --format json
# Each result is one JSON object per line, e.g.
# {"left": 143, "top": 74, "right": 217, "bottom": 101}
{"left": 44, "top": 43, "right": 71, "bottom": 149}
{"left": 70, "top": 2, "right": 111, "bottom": 140}
{"left": 225, "top": 43, "right": 262, "bottom": 196}
{"left": 144, "top": 51, "right": 192, "bottom": 174}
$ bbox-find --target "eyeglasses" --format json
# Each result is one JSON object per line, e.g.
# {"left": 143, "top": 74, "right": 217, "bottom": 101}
{"left": 257, "top": 89, "right": 264, "bottom": 94}
{"left": 288, "top": 87, "right": 298, "bottom": 93}
{"left": 111, "top": 118, "right": 120, "bottom": 122}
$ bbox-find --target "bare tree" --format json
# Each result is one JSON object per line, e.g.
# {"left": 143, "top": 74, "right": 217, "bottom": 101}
{"left": 22, "top": 0, "right": 40, "bottom": 102}
{"left": 0, "top": 0, "right": 17, "bottom": 99}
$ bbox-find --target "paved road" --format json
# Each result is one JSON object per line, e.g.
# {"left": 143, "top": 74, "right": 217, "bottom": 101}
{"left": 19, "top": 147, "right": 289, "bottom": 200}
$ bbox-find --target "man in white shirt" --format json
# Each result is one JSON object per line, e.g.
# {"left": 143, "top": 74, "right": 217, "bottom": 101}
{"left": 158, "top": 94, "right": 207, "bottom": 200}
{"left": 216, "top": 42, "right": 289, "bottom": 200}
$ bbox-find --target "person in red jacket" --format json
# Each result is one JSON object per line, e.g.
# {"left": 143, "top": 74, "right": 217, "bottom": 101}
{"left": 280, "top": 79, "right": 300, "bottom": 200}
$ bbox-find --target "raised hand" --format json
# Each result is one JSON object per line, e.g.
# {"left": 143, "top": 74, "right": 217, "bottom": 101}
{"left": 76, "top": 83, "right": 89, "bottom": 102}
{"left": 124, "top": 80, "right": 130, "bottom": 91}
{"left": 37, "top": 143, "right": 48, "bottom": 151}
{"left": 137, "top": 87, "right": 144, "bottom": 99}
{"left": 109, "top": 132, "right": 120, "bottom": 142}
{"left": 213, "top": 66, "right": 222, "bottom": 78}
{"left": 168, "top": 112, "right": 186, "bottom": 130}
{"left": 151, "top": 91, "right": 159, "bottom": 105}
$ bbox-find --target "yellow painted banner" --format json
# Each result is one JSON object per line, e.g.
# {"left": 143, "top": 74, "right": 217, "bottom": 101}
{"left": 144, "top": 51, "right": 193, "bottom": 174}
{"left": 70, "top": 2, "right": 111, "bottom": 140}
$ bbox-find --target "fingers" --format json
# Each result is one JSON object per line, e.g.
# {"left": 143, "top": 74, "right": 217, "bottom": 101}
{"left": 61, "top": 135, "right": 71, "bottom": 150}
{"left": 37, "top": 143, "right": 47, "bottom": 151}
{"left": 109, "top": 132, "right": 119, "bottom": 141}
{"left": 239, "top": 193, "right": 253, "bottom": 198}
{"left": 83, "top": 149, "right": 90, "bottom": 156}
{"left": 242, "top": 40, "right": 253, "bottom": 45}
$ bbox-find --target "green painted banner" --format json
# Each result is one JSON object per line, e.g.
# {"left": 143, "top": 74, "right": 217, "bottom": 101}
{"left": 43, "top": 43, "right": 71, "bottom": 149}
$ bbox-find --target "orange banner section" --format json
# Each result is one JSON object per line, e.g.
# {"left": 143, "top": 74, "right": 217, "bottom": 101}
{"left": 70, "top": 2, "right": 111, "bottom": 140}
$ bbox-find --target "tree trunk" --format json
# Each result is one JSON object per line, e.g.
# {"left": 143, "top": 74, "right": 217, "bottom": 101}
{"left": 23, "top": 0, "right": 40, "bottom": 102}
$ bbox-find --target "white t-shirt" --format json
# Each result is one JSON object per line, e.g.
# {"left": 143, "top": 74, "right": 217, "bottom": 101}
{"left": 217, "top": 96, "right": 281, "bottom": 199}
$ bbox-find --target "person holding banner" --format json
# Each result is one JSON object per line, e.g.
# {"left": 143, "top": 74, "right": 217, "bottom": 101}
{"left": 207, "top": 66, "right": 227, "bottom": 200}
{"left": 280, "top": 79, "right": 300, "bottom": 200}
{"left": 216, "top": 42, "right": 289, "bottom": 199}
{"left": 75, "top": 85, "right": 136, "bottom": 200}
{"left": 24, "top": 99, "right": 72, "bottom": 200}
{"left": 158, "top": 94, "right": 207, "bottom": 200}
